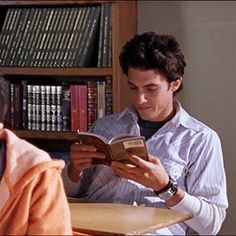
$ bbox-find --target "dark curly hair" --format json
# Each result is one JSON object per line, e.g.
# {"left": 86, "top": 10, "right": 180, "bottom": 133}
{"left": 119, "top": 32, "right": 187, "bottom": 95}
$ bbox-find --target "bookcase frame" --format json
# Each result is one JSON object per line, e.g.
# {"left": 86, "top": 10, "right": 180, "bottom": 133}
{"left": 0, "top": 0, "right": 137, "bottom": 147}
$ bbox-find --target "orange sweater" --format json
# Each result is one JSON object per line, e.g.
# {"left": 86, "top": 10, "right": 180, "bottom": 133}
{"left": 0, "top": 125, "right": 72, "bottom": 235}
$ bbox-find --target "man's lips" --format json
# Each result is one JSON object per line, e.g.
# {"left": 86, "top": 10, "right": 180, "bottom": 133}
{"left": 137, "top": 106, "right": 151, "bottom": 111}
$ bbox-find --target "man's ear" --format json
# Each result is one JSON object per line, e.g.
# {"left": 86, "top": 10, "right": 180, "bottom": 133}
{"left": 170, "top": 78, "right": 182, "bottom": 92}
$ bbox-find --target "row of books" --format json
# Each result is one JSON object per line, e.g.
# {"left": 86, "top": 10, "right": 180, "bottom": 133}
{"left": 0, "top": 3, "right": 112, "bottom": 67}
{"left": 3, "top": 77, "right": 112, "bottom": 132}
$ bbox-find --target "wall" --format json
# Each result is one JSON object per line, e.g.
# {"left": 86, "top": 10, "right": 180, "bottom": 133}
{"left": 137, "top": 1, "right": 236, "bottom": 235}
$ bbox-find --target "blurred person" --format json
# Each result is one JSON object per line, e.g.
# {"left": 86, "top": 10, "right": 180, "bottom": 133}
{"left": 0, "top": 77, "right": 72, "bottom": 235}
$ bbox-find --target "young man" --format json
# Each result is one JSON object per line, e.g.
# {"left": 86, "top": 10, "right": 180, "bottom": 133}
{"left": 0, "top": 77, "right": 72, "bottom": 235}
{"left": 63, "top": 32, "right": 228, "bottom": 235}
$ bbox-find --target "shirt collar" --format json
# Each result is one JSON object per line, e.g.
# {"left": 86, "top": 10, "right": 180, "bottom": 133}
{"left": 115, "top": 100, "right": 199, "bottom": 131}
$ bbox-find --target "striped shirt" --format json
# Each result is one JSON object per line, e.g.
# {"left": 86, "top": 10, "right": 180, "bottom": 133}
{"left": 63, "top": 101, "right": 228, "bottom": 235}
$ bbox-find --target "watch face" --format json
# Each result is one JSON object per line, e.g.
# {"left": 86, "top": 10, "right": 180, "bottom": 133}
{"left": 158, "top": 178, "right": 178, "bottom": 201}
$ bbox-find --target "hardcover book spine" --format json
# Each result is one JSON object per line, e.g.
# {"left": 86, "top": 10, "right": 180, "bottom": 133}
{"left": 79, "top": 6, "right": 101, "bottom": 67}
{"left": 31, "top": 85, "right": 37, "bottom": 130}
{"left": 47, "top": 8, "right": 63, "bottom": 67}
{"left": 97, "top": 80, "right": 106, "bottom": 119}
{"left": 13, "top": 8, "right": 32, "bottom": 67}
{"left": 3, "top": 8, "right": 22, "bottom": 67}
{"left": 62, "top": 7, "right": 82, "bottom": 67}
{"left": 10, "top": 83, "right": 15, "bottom": 129}
{"left": 105, "top": 76, "right": 113, "bottom": 116}
{"left": 33, "top": 8, "right": 51, "bottom": 67}
{"left": 0, "top": 8, "right": 15, "bottom": 66}
{"left": 21, "top": 80, "right": 28, "bottom": 129}
{"left": 14, "top": 83, "right": 23, "bottom": 129}
{"left": 9, "top": 8, "right": 27, "bottom": 67}
{"left": 25, "top": 8, "right": 42, "bottom": 67}
{"left": 30, "top": 8, "right": 48, "bottom": 67}
{"left": 78, "top": 84, "right": 88, "bottom": 132}
{"left": 97, "top": 4, "right": 105, "bottom": 67}
{"left": 70, "top": 84, "right": 79, "bottom": 132}
{"left": 72, "top": 7, "right": 91, "bottom": 67}
{"left": 42, "top": 8, "right": 59, "bottom": 67}
{"left": 50, "top": 85, "right": 57, "bottom": 131}
{"left": 66, "top": 7, "right": 86, "bottom": 67}
{"left": 40, "top": 85, "right": 46, "bottom": 131}
{"left": 70, "top": 84, "right": 88, "bottom": 132}
{"left": 45, "top": 85, "right": 51, "bottom": 131}
{"left": 27, "top": 8, "right": 44, "bottom": 67}
{"left": 61, "top": 83, "right": 71, "bottom": 131}
{"left": 53, "top": 7, "right": 71, "bottom": 67}
{"left": 56, "top": 85, "right": 62, "bottom": 131}
{"left": 87, "top": 80, "right": 97, "bottom": 130}
{"left": 19, "top": 7, "right": 38, "bottom": 67}
{"left": 37, "top": 8, "right": 55, "bottom": 67}
{"left": 58, "top": 8, "right": 77, "bottom": 67}
{"left": 102, "top": 3, "right": 111, "bottom": 67}
{"left": 34, "top": 85, "right": 40, "bottom": 130}
{"left": 0, "top": 79, "right": 11, "bottom": 128}
{"left": 27, "top": 84, "right": 33, "bottom": 130}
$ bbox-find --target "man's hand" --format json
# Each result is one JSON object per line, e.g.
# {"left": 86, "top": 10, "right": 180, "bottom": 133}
{"left": 111, "top": 153, "right": 169, "bottom": 192}
{"left": 68, "top": 143, "right": 105, "bottom": 182}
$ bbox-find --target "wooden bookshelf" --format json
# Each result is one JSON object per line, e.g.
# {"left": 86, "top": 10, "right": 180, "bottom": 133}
{"left": 0, "top": 1, "right": 137, "bottom": 150}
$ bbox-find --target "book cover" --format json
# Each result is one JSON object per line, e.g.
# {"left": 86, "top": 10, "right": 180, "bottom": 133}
{"left": 77, "top": 132, "right": 149, "bottom": 165}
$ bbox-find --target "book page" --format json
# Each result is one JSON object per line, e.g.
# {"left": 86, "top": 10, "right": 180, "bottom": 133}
{"left": 108, "top": 134, "right": 141, "bottom": 144}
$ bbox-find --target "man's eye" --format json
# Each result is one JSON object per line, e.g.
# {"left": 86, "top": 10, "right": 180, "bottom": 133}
{"left": 147, "top": 86, "right": 157, "bottom": 91}
{"left": 129, "top": 86, "right": 137, "bottom": 90}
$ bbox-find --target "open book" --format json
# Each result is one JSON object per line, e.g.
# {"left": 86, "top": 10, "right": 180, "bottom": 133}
{"left": 77, "top": 132, "right": 149, "bottom": 165}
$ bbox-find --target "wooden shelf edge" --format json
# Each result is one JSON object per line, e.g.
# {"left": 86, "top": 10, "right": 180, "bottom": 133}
{"left": 13, "top": 130, "right": 78, "bottom": 141}
{"left": 0, "top": 67, "right": 112, "bottom": 76}
{"left": 0, "top": 1, "right": 111, "bottom": 6}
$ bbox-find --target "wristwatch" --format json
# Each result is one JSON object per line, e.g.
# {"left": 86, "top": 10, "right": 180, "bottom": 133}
{"left": 154, "top": 176, "right": 178, "bottom": 201}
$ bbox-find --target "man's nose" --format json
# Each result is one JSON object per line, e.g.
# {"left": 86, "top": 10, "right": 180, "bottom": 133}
{"left": 136, "top": 92, "right": 147, "bottom": 104}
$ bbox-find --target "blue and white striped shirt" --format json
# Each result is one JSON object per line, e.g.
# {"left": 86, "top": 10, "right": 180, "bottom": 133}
{"left": 63, "top": 101, "right": 228, "bottom": 235}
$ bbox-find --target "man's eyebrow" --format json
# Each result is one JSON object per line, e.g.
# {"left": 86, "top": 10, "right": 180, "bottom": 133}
{"left": 128, "top": 81, "right": 159, "bottom": 87}
{"left": 127, "top": 81, "right": 136, "bottom": 86}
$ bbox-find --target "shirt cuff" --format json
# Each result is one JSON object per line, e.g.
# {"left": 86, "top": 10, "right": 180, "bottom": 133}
{"left": 170, "top": 191, "right": 201, "bottom": 216}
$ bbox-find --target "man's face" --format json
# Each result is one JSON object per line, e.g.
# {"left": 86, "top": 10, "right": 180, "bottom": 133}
{"left": 127, "top": 68, "right": 181, "bottom": 122}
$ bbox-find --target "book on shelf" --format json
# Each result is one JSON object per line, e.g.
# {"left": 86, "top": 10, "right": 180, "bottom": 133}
{"left": 78, "top": 5, "right": 101, "bottom": 67}
{"left": 97, "top": 3, "right": 104, "bottom": 67}
{"left": 0, "top": 3, "right": 111, "bottom": 67}
{"left": 105, "top": 77, "right": 112, "bottom": 116}
{"left": 70, "top": 84, "right": 88, "bottom": 132}
{"left": 97, "top": 80, "right": 106, "bottom": 119}
{"left": 72, "top": 6, "right": 93, "bottom": 67}
{"left": 77, "top": 132, "right": 149, "bottom": 165}
{"left": 102, "top": 3, "right": 111, "bottom": 67}
{"left": 0, "top": 77, "right": 11, "bottom": 128}
{"left": 61, "top": 82, "right": 71, "bottom": 131}
{"left": 11, "top": 83, "right": 23, "bottom": 129}
{"left": 87, "top": 80, "right": 97, "bottom": 130}
{"left": 21, "top": 80, "right": 28, "bottom": 130}
{"left": 63, "top": 7, "right": 83, "bottom": 67}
